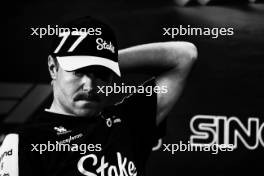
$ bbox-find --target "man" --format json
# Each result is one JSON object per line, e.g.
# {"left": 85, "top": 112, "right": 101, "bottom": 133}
{"left": 0, "top": 16, "right": 197, "bottom": 176}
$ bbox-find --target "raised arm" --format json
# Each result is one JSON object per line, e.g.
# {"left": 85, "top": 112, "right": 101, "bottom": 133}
{"left": 118, "top": 41, "right": 198, "bottom": 125}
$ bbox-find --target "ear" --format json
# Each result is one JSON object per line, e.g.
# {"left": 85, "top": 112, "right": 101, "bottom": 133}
{"left": 48, "top": 55, "right": 58, "bottom": 80}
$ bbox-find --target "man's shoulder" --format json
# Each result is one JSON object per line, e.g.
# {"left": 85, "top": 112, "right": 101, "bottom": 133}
{"left": 4, "top": 123, "right": 52, "bottom": 139}
{"left": 4, "top": 111, "right": 56, "bottom": 139}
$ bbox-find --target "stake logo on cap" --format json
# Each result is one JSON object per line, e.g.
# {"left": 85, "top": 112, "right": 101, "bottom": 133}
{"left": 50, "top": 16, "right": 121, "bottom": 77}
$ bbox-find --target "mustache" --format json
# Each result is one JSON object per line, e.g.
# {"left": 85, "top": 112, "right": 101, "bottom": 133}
{"left": 74, "top": 91, "right": 100, "bottom": 102}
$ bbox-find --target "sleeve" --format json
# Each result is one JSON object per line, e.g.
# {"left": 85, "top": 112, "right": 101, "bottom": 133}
{"left": 0, "top": 133, "right": 19, "bottom": 176}
{"left": 116, "top": 77, "right": 166, "bottom": 149}
{"left": 0, "top": 129, "right": 45, "bottom": 176}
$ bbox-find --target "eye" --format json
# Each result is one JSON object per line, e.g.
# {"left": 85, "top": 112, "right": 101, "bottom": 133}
{"left": 73, "top": 71, "right": 83, "bottom": 77}
{"left": 72, "top": 67, "right": 113, "bottom": 82}
{"left": 94, "top": 70, "right": 113, "bottom": 83}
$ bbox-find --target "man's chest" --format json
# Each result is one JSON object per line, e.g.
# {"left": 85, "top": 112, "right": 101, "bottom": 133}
{"left": 23, "top": 116, "right": 142, "bottom": 176}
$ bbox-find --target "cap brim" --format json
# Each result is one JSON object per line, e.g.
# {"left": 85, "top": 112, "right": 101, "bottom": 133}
{"left": 57, "top": 56, "right": 121, "bottom": 77}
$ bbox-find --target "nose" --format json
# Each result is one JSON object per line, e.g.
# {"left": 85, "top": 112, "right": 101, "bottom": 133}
{"left": 82, "top": 74, "right": 96, "bottom": 92}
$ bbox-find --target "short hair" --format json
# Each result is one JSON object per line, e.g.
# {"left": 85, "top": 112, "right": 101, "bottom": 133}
{"left": 48, "top": 54, "right": 59, "bottom": 71}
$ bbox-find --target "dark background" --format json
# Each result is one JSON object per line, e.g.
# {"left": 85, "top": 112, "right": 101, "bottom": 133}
{"left": 2, "top": 0, "right": 264, "bottom": 175}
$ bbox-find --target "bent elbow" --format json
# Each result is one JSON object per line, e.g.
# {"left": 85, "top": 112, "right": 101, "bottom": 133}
{"left": 167, "top": 41, "right": 198, "bottom": 65}
{"left": 188, "top": 43, "right": 198, "bottom": 61}
{"left": 181, "top": 42, "right": 198, "bottom": 63}
{"left": 190, "top": 46, "right": 198, "bottom": 67}
{"left": 171, "top": 41, "right": 198, "bottom": 68}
